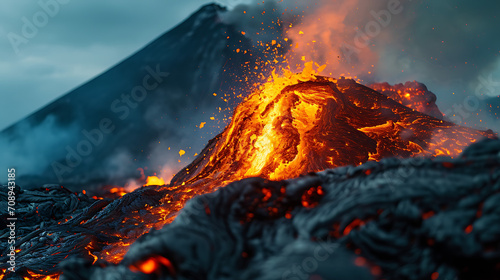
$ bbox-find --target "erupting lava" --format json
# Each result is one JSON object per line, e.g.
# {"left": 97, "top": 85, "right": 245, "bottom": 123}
{"left": 107, "top": 62, "right": 493, "bottom": 271}
{"left": 2, "top": 63, "right": 496, "bottom": 280}
{"left": 2, "top": 3, "right": 498, "bottom": 279}
{"left": 170, "top": 62, "right": 495, "bottom": 190}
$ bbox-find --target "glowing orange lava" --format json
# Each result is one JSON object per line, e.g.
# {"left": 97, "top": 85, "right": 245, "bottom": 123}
{"left": 171, "top": 62, "right": 495, "bottom": 190}
{"left": 21, "top": 62, "right": 495, "bottom": 280}
{"left": 144, "top": 176, "right": 166, "bottom": 186}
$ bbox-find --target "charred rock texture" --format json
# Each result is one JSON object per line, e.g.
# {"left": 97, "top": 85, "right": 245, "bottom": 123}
{"left": 369, "top": 81, "right": 444, "bottom": 119}
{"left": 0, "top": 186, "right": 172, "bottom": 279}
{"left": 62, "top": 139, "right": 500, "bottom": 280}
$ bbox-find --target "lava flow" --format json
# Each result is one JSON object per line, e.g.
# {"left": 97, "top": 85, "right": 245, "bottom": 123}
{"left": 170, "top": 62, "right": 495, "bottom": 190}
{"left": 135, "top": 63, "right": 494, "bottom": 277}
{"left": 2, "top": 63, "right": 496, "bottom": 280}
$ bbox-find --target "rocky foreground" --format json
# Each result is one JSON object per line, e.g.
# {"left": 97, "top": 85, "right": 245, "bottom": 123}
{"left": 59, "top": 138, "right": 500, "bottom": 280}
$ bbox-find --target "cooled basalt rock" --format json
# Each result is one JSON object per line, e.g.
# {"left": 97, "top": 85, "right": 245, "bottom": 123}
{"left": 62, "top": 139, "right": 500, "bottom": 280}
{"left": 0, "top": 186, "right": 170, "bottom": 279}
{"left": 370, "top": 81, "right": 444, "bottom": 119}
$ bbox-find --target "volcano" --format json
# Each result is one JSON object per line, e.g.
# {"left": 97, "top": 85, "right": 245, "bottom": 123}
{"left": 1, "top": 2, "right": 499, "bottom": 279}
{"left": 1, "top": 62, "right": 497, "bottom": 279}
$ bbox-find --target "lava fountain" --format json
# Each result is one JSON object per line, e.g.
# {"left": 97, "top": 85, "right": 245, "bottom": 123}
{"left": 170, "top": 62, "right": 495, "bottom": 191}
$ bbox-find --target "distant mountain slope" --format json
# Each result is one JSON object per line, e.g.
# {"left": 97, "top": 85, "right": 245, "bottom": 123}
{"left": 0, "top": 4, "right": 285, "bottom": 189}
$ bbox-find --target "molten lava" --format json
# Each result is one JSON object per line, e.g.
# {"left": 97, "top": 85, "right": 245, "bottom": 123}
{"left": 145, "top": 176, "right": 166, "bottom": 186}
{"left": 6, "top": 63, "right": 496, "bottom": 280}
{"left": 170, "top": 62, "right": 495, "bottom": 190}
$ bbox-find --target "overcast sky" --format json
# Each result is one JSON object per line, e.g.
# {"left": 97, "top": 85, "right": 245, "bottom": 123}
{"left": 0, "top": 0, "right": 249, "bottom": 130}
